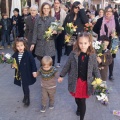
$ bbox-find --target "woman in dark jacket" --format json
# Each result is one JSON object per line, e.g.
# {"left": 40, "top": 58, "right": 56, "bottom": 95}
{"left": 93, "top": 6, "right": 120, "bottom": 80}
{"left": 63, "top": 1, "right": 88, "bottom": 56}
{"left": 11, "top": 8, "right": 22, "bottom": 39}
{"left": 31, "top": 2, "right": 57, "bottom": 65}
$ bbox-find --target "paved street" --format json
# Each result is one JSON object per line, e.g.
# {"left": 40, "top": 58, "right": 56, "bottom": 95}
{"left": 0, "top": 48, "right": 120, "bottom": 120}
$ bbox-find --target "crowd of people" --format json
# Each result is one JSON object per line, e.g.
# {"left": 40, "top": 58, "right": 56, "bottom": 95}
{"left": 0, "top": 0, "right": 120, "bottom": 120}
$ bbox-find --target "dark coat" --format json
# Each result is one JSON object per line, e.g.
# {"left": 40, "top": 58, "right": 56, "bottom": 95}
{"left": 60, "top": 51, "right": 101, "bottom": 95}
{"left": 24, "top": 14, "right": 39, "bottom": 48}
{"left": 11, "top": 15, "right": 23, "bottom": 37}
{"left": 63, "top": 9, "right": 88, "bottom": 34}
{"left": 0, "top": 18, "right": 12, "bottom": 34}
{"left": 98, "top": 49, "right": 112, "bottom": 81}
{"left": 20, "top": 14, "right": 30, "bottom": 37}
{"left": 12, "top": 50, "right": 37, "bottom": 87}
{"left": 32, "top": 16, "right": 56, "bottom": 57}
{"left": 93, "top": 17, "right": 120, "bottom": 39}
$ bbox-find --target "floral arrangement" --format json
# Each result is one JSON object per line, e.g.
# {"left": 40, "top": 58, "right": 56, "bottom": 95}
{"left": 91, "top": 78, "right": 109, "bottom": 105}
{"left": 65, "top": 22, "right": 77, "bottom": 42}
{"left": 0, "top": 53, "right": 20, "bottom": 80}
{"left": 84, "top": 23, "right": 93, "bottom": 32}
{"left": 92, "top": 41, "right": 104, "bottom": 56}
{"left": 0, "top": 53, "right": 14, "bottom": 64}
{"left": 43, "top": 21, "right": 64, "bottom": 41}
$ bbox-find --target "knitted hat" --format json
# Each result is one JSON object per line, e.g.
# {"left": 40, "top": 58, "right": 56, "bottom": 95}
{"left": 13, "top": 8, "right": 19, "bottom": 13}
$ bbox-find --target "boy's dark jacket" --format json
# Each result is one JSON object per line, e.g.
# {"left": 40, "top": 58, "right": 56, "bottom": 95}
{"left": 12, "top": 50, "right": 37, "bottom": 86}
{"left": 0, "top": 18, "right": 12, "bottom": 33}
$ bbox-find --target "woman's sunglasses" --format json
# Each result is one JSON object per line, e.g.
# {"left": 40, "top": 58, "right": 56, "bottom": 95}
{"left": 74, "top": 6, "right": 79, "bottom": 9}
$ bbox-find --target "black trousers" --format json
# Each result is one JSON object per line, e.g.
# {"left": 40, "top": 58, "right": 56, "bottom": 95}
{"left": 109, "top": 58, "right": 114, "bottom": 77}
{"left": 55, "top": 32, "right": 64, "bottom": 63}
{"left": 66, "top": 45, "right": 73, "bottom": 56}
{"left": 37, "top": 56, "right": 55, "bottom": 66}
{"left": 22, "top": 85, "right": 29, "bottom": 96}
{"left": 75, "top": 98, "right": 86, "bottom": 120}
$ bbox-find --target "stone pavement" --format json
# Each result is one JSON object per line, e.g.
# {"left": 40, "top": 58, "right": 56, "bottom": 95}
{"left": 0, "top": 48, "right": 120, "bottom": 120}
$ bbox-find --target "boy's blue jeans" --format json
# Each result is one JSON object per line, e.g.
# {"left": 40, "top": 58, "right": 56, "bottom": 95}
{"left": 1, "top": 30, "right": 10, "bottom": 46}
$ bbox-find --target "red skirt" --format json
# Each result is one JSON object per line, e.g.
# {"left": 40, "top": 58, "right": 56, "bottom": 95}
{"left": 70, "top": 78, "right": 89, "bottom": 98}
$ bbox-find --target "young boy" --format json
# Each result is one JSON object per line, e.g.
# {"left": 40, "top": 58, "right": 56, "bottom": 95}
{"left": 97, "top": 35, "right": 113, "bottom": 81}
{"left": 35, "top": 56, "right": 59, "bottom": 112}
{"left": 0, "top": 13, "right": 11, "bottom": 49}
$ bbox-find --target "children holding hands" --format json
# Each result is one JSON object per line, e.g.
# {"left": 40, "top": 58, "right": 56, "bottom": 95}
{"left": 58, "top": 32, "right": 100, "bottom": 120}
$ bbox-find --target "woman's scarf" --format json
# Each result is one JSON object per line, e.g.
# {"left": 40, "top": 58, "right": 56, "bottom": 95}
{"left": 100, "top": 15, "right": 116, "bottom": 37}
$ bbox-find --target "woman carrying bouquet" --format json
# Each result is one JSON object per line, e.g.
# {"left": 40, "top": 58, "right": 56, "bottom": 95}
{"left": 63, "top": 1, "right": 88, "bottom": 56}
{"left": 93, "top": 6, "right": 120, "bottom": 80}
{"left": 30, "top": 2, "right": 57, "bottom": 65}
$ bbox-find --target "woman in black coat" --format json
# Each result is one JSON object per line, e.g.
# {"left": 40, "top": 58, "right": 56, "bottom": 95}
{"left": 63, "top": 1, "right": 88, "bottom": 56}
{"left": 12, "top": 38, "right": 37, "bottom": 106}
{"left": 93, "top": 6, "right": 120, "bottom": 80}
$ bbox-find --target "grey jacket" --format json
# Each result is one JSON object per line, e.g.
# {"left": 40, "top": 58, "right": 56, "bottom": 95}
{"left": 60, "top": 51, "right": 101, "bottom": 95}
{"left": 32, "top": 16, "right": 56, "bottom": 57}
{"left": 24, "top": 15, "right": 39, "bottom": 48}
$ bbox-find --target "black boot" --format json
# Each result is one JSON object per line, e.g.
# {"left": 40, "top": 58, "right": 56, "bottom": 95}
{"left": 24, "top": 95, "right": 30, "bottom": 106}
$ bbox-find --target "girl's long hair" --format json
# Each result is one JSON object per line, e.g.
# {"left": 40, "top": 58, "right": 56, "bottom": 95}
{"left": 70, "top": 1, "right": 80, "bottom": 14}
{"left": 13, "top": 38, "right": 28, "bottom": 52}
{"left": 40, "top": 2, "right": 52, "bottom": 17}
{"left": 73, "top": 32, "right": 95, "bottom": 55}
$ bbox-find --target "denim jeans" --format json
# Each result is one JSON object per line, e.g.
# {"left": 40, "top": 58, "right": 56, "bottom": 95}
{"left": 1, "top": 30, "right": 10, "bottom": 46}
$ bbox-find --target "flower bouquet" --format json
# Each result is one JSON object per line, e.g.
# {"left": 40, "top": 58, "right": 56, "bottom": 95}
{"left": 84, "top": 23, "right": 93, "bottom": 33}
{"left": 43, "top": 21, "right": 64, "bottom": 41}
{"left": 110, "top": 30, "right": 119, "bottom": 54}
{"left": 65, "top": 22, "right": 77, "bottom": 43}
{"left": 92, "top": 41, "right": 104, "bottom": 56}
{"left": 91, "top": 78, "right": 109, "bottom": 105}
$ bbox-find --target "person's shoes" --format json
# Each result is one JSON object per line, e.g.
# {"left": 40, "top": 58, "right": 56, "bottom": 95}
{"left": 40, "top": 105, "right": 46, "bottom": 113}
{"left": 56, "top": 63, "right": 60, "bottom": 68}
{"left": 24, "top": 95, "right": 30, "bottom": 106}
{"left": 49, "top": 104, "right": 54, "bottom": 109}
{"left": 7, "top": 45, "right": 10, "bottom": 48}
{"left": 109, "top": 76, "right": 114, "bottom": 81}
{"left": 0, "top": 46, "right": 4, "bottom": 50}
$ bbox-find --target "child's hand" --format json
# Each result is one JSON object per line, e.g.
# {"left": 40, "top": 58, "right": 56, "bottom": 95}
{"left": 58, "top": 77, "right": 63, "bottom": 83}
{"left": 33, "top": 72, "right": 37, "bottom": 78}
{"left": 97, "top": 57, "right": 102, "bottom": 63}
{"left": 12, "top": 64, "right": 17, "bottom": 69}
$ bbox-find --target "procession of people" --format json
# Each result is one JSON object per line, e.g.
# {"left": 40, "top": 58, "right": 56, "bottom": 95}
{"left": 0, "top": 1, "right": 120, "bottom": 120}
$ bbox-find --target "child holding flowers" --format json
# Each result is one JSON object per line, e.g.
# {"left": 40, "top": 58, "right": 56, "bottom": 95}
{"left": 58, "top": 32, "right": 100, "bottom": 120}
{"left": 97, "top": 35, "right": 113, "bottom": 81}
{"left": 12, "top": 38, "right": 37, "bottom": 106}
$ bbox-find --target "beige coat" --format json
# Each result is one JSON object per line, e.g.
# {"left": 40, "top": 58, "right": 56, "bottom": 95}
{"left": 51, "top": 8, "right": 66, "bottom": 26}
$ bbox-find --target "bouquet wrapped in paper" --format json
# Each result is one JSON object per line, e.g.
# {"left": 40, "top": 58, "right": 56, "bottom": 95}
{"left": 65, "top": 22, "right": 77, "bottom": 43}
{"left": 91, "top": 78, "right": 109, "bottom": 105}
{"left": 92, "top": 41, "right": 104, "bottom": 56}
{"left": 44, "top": 21, "right": 64, "bottom": 41}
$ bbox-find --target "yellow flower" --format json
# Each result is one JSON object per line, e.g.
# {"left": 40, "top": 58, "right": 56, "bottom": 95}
{"left": 91, "top": 78, "right": 102, "bottom": 87}
{"left": 97, "top": 53, "right": 103, "bottom": 57}
{"left": 65, "top": 34, "right": 71, "bottom": 43}
{"left": 68, "top": 23, "right": 72, "bottom": 28}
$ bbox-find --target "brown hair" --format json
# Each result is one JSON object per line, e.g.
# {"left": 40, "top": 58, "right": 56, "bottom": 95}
{"left": 40, "top": 2, "right": 52, "bottom": 17}
{"left": 73, "top": 32, "right": 95, "bottom": 55}
{"left": 105, "top": 6, "right": 114, "bottom": 14}
{"left": 99, "top": 9, "right": 104, "bottom": 13}
{"left": 41, "top": 56, "right": 53, "bottom": 66}
{"left": 13, "top": 38, "right": 28, "bottom": 52}
{"left": 2, "top": 13, "right": 8, "bottom": 17}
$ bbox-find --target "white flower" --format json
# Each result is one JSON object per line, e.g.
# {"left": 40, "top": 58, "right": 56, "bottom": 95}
{"left": 5, "top": 53, "right": 11, "bottom": 59}
{"left": 96, "top": 93, "right": 108, "bottom": 102}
